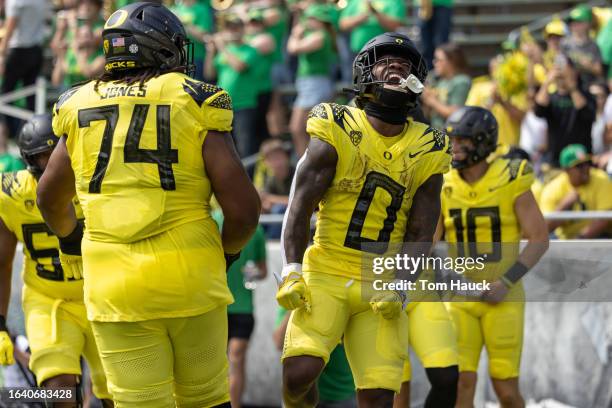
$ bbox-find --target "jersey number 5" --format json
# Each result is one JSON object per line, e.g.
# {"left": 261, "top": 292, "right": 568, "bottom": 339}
{"left": 78, "top": 104, "right": 179, "bottom": 194}
{"left": 344, "top": 171, "right": 405, "bottom": 254}
{"left": 22, "top": 223, "right": 63, "bottom": 281}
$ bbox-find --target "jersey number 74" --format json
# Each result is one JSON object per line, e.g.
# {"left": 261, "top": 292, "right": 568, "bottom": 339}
{"left": 78, "top": 104, "right": 179, "bottom": 194}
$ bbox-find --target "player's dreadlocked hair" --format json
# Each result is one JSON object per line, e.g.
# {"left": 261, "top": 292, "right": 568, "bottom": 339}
{"left": 92, "top": 66, "right": 187, "bottom": 93}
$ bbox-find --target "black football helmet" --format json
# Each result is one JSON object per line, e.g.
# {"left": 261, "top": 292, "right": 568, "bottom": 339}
{"left": 351, "top": 32, "right": 427, "bottom": 111}
{"left": 445, "top": 106, "right": 498, "bottom": 169}
{"left": 102, "top": 2, "right": 194, "bottom": 76}
{"left": 18, "top": 114, "right": 59, "bottom": 178}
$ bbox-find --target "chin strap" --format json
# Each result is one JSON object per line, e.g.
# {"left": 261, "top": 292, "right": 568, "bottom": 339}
{"left": 364, "top": 101, "right": 410, "bottom": 125}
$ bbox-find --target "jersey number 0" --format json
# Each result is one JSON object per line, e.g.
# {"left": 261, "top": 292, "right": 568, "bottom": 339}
{"left": 78, "top": 104, "right": 179, "bottom": 194}
{"left": 344, "top": 171, "right": 405, "bottom": 254}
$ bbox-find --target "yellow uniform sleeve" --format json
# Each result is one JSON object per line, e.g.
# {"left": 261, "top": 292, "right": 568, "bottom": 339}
{"left": 52, "top": 86, "right": 81, "bottom": 140}
{"left": 181, "top": 78, "right": 233, "bottom": 134}
{"left": 0, "top": 178, "right": 14, "bottom": 232}
{"left": 202, "top": 88, "right": 233, "bottom": 133}
{"left": 415, "top": 128, "right": 452, "bottom": 186}
{"left": 306, "top": 103, "right": 335, "bottom": 148}
{"left": 512, "top": 159, "right": 535, "bottom": 199}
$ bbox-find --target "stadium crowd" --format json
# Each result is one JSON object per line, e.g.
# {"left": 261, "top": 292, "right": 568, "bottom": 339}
{"left": 0, "top": 0, "right": 611, "bottom": 239}
{"left": 0, "top": 0, "right": 611, "bottom": 407}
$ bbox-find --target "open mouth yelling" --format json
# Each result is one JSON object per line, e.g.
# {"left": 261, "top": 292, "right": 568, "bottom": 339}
{"left": 386, "top": 71, "right": 405, "bottom": 84}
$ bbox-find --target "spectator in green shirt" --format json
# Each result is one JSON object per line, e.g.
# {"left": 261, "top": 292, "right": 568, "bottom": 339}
{"left": 245, "top": 9, "right": 276, "bottom": 145}
{"left": 596, "top": 15, "right": 612, "bottom": 84}
{"left": 339, "top": 0, "right": 405, "bottom": 55}
{"left": 0, "top": 130, "right": 24, "bottom": 173}
{"left": 206, "top": 16, "right": 261, "bottom": 157}
{"left": 171, "top": 0, "right": 213, "bottom": 80}
{"left": 287, "top": 4, "right": 337, "bottom": 156}
{"left": 260, "top": 0, "right": 291, "bottom": 138}
{"left": 421, "top": 43, "right": 471, "bottom": 130}
{"left": 274, "top": 308, "right": 356, "bottom": 408}
{"left": 213, "top": 211, "right": 267, "bottom": 408}
{"left": 419, "top": 0, "right": 454, "bottom": 69}
{"left": 51, "top": 0, "right": 106, "bottom": 88}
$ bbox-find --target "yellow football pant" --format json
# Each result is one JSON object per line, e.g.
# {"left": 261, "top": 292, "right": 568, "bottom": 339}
{"left": 401, "top": 302, "right": 458, "bottom": 382}
{"left": 282, "top": 272, "right": 408, "bottom": 392}
{"left": 91, "top": 306, "right": 230, "bottom": 407}
{"left": 447, "top": 301, "right": 524, "bottom": 379}
{"left": 22, "top": 285, "right": 110, "bottom": 399}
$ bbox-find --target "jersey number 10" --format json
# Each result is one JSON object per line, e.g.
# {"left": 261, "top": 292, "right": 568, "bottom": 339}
{"left": 449, "top": 207, "right": 501, "bottom": 262}
{"left": 78, "top": 104, "right": 179, "bottom": 194}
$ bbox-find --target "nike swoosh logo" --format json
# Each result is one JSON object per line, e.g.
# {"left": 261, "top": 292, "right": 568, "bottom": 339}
{"left": 408, "top": 151, "right": 423, "bottom": 158}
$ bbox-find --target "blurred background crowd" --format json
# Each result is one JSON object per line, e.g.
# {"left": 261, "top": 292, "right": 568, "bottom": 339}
{"left": 0, "top": 0, "right": 611, "bottom": 241}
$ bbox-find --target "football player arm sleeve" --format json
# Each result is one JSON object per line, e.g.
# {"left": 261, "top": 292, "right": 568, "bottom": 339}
{"left": 399, "top": 173, "right": 444, "bottom": 282}
{"left": 507, "top": 189, "right": 549, "bottom": 286}
{"left": 36, "top": 136, "right": 79, "bottom": 238}
{"left": 0, "top": 217, "right": 17, "bottom": 318}
{"left": 281, "top": 137, "right": 337, "bottom": 267}
{"left": 204, "top": 130, "right": 261, "bottom": 255}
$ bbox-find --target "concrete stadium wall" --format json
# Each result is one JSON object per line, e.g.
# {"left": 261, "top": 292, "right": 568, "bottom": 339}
{"left": 7, "top": 242, "right": 612, "bottom": 407}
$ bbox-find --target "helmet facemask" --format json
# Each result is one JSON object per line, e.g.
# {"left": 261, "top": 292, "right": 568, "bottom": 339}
{"left": 353, "top": 44, "right": 427, "bottom": 111}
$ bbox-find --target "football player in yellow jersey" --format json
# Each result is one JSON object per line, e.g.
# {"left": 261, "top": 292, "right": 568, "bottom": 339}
{"left": 277, "top": 32, "right": 452, "bottom": 407}
{"left": 440, "top": 107, "right": 549, "bottom": 408}
{"left": 36, "top": 3, "right": 260, "bottom": 407}
{"left": 0, "top": 114, "right": 112, "bottom": 406}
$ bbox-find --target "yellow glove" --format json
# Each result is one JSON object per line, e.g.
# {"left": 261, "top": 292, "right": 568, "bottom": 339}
{"left": 370, "top": 290, "right": 407, "bottom": 320}
{"left": 59, "top": 252, "right": 83, "bottom": 280}
{"left": 0, "top": 331, "right": 14, "bottom": 365}
{"left": 276, "top": 265, "right": 311, "bottom": 312}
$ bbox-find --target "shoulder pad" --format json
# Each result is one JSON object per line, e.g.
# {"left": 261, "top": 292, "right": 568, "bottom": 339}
{"left": 182, "top": 78, "right": 224, "bottom": 107}
{"left": 419, "top": 127, "right": 448, "bottom": 154}
{"left": 328, "top": 103, "right": 358, "bottom": 134}
{"left": 308, "top": 103, "right": 329, "bottom": 120}
{"left": 1, "top": 172, "right": 21, "bottom": 198}
{"left": 55, "top": 85, "right": 83, "bottom": 112}
{"left": 506, "top": 158, "right": 524, "bottom": 182}
{"left": 207, "top": 91, "right": 233, "bottom": 110}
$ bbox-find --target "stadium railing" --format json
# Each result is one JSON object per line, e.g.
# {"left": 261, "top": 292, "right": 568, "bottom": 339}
{"left": 258, "top": 211, "right": 612, "bottom": 225}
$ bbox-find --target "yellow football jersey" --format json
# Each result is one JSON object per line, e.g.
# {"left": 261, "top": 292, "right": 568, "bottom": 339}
{"left": 53, "top": 73, "right": 233, "bottom": 243}
{"left": 441, "top": 157, "right": 534, "bottom": 283}
{"left": 0, "top": 170, "right": 84, "bottom": 300}
{"left": 52, "top": 73, "right": 234, "bottom": 321}
{"left": 303, "top": 103, "right": 452, "bottom": 279}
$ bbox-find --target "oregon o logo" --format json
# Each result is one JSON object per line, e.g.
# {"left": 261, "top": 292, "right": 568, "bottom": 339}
{"left": 395, "top": 38, "right": 403, "bottom": 44}
{"left": 383, "top": 151, "right": 392, "bottom": 160}
{"left": 104, "top": 10, "right": 128, "bottom": 29}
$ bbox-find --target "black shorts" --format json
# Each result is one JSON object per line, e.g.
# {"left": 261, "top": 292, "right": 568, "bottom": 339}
{"left": 228, "top": 313, "right": 255, "bottom": 340}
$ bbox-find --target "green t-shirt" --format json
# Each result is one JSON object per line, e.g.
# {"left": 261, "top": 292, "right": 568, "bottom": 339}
{"left": 430, "top": 73, "right": 471, "bottom": 130}
{"left": 597, "top": 18, "right": 612, "bottom": 78}
{"left": 0, "top": 153, "right": 25, "bottom": 173}
{"left": 171, "top": 2, "right": 212, "bottom": 61}
{"left": 245, "top": 34, "right": 275, "bottom": 93}
{"left": 63, "top": 17, "right": 105, "bottom": 86}
{"left": 275, "top": 308, "right": 356, "bottom": 402}
{"left": 340, "top": 0, "right": 406, "bottom": 52}
{"left": 266, "top": 6, "right": 289, "bottom": 63}
{"left": 213, "top": 213, "right": 266, "bottom": 314}
{"left": 297, "top": 30, "right": 335, "bottom": 78}
{"left": 215, "top": 43, "right": 260, "bottom": 110}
